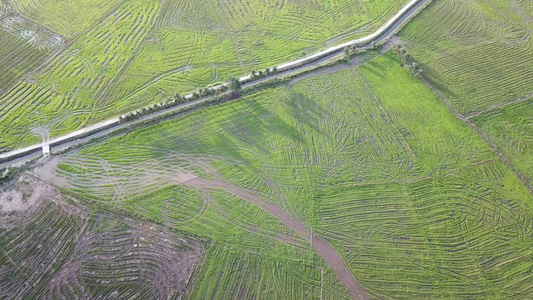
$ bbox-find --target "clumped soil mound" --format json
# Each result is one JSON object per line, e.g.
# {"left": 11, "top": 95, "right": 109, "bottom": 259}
{"left": 0, "top": 174, "right": 204, "bottom": 299}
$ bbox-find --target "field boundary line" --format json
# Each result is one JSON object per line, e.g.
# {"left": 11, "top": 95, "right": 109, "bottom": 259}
{"left": 465, "top": 94, "right": 533, "bottom": 119}
{"left": 422, "top": 78, "right": 533, "bottom": 196}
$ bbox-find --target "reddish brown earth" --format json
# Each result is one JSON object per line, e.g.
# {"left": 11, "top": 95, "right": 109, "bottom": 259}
{"left": 185, "top": 177, "right": 369, "bottom": 300}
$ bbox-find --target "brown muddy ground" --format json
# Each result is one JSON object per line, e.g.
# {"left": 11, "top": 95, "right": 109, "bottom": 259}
{"left": 0, "top": 174, "right": 204, "bottom": 299}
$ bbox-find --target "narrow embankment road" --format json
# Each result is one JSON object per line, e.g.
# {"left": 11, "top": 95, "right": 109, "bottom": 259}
{"left": 186, "top": 177, "right": 369, "bottom": 300}
{"left": 0, "top": 0, "right": 429, "bottom": 168}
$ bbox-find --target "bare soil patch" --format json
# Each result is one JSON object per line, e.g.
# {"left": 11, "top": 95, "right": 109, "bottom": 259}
{"left": 0, "top": 173, "right": 58, "bottom": 215}
{"left": 0, "top": 172, "right": 204, "bottom": 299}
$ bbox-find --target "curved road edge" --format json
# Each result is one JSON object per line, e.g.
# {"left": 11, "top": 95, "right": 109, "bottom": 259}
{"left": 0, "top": 0, "right": 430, "bottom": 167}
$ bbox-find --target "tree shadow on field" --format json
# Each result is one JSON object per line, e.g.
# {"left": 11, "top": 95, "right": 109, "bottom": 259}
{"left": 219, "top": 96, "right": 302, "bottom": 158}
{"left": 291, "top": 92, "right": 329, "bottom": 136}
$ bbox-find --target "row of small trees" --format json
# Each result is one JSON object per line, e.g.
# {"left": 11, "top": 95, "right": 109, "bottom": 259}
{"left": 119, "top": 84, "right": 231, "bottom": 123}
{"left": 119, "top": 66, "right": 281, "bottom": 124}
{"left": 343, "top": 41, "right": 380, "bottom": 58}
{"left": 343, "top": 44, "right": 360, "bottom": 57}
{"left": 394, "top": 44, "right": 423, "bottom": 78}
{"left": 249, "top": 67, "right": 278, "bottom": 80}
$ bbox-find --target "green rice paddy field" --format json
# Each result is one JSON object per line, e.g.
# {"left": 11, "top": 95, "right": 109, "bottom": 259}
{"left": 400, "top": 0, "right": 533, "bottom": 114}
{"left": 2, "top": 0, "right": 533, "bottom": 298}
{"left": 0, "top": 0, "right": 409, "bottom": 152}
{"left": 472, "top": 99, "right": 533, "bottom": 188}
{"left": 48, "top": 53, "right": 533, "bottom": 299}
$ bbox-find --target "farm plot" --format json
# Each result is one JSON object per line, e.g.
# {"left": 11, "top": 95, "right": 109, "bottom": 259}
{"left": 472, "top": 99, "right": 533, "bottom": 187}
{"left": 102, "top": 0, "right": 411, "bottom": 119}
{"left": 0, "top": 14, "right": 63, "bottom": 95}
{"left": 0, "top": 0, "right": 410, "bottom": 153}
{"left": 399, "top": 0, "right": 533, "bottom": 114}
{"left": 0, "top": 0, "right": 160, "bottom": 151}
{"left": 10, "top": 0, "right": 124, "bottom": 38}
{"left": 0, "top": 174, "right": 204, "bottom": 299}
{"left": 190, "top": 245, "right": 350, "bottom": 300}
{"left": 40, "top": 155, "right": 352, "bottom": 299}
{"left": 315, "top": 162, "right": 533, "bottom": 299}
{"left": 42, "top": 53, "right": 533, "bottom": 298}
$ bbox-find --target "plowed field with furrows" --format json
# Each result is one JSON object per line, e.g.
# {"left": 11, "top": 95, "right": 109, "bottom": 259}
{"left": 43, "top": 53, "right": 533, "bottom": 299}
{"left": 400, "top": 0, "right": 533, "bottom": 114}
{"left": 0, "top": 175, "right": 204, "bottom": 300}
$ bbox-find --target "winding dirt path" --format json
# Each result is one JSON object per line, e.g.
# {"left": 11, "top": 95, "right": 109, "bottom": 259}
{"left": 185, "top": 177, "right": 369, "bottom": 300}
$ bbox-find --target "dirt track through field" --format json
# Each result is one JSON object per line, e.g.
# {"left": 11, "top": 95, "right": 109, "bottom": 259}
{"left": 185, "top": 177, "right": 368, "bottom": 300}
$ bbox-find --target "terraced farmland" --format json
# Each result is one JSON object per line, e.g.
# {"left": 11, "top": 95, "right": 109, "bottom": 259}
{"left": 316, "top": 162, "right": 533, "bottom": 298}
{"left": 399, "top": 0, "right": 533, "bottom": 114}
{"left": 38, "top": 53, "right": 533, "bottom": 298}
{"left": 0, "top": 0, "right": 159, "bottom": 151}
{"left": 0, "top": 0, "right": 411, "bottom": 153}
{"left": 2, "top": 0, "right": 533, "bottom": 298}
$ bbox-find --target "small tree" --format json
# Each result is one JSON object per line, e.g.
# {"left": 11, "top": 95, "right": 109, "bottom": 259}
{"left": 230, "top": 77, "right": 241, "bottom": 94}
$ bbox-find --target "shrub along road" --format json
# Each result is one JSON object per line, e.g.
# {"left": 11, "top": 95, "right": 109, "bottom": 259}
{"left": 0, "top": 0, "right": 429, "bottom": 167}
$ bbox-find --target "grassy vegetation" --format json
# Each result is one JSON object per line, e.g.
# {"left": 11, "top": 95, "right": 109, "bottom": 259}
{"left": 399, "top": 0, "right": 533, "bottom": 114}
{"left": 472, "top": 99, "right": 533, "bottom": 187}
{"left": 0, "top": 15, "right": 63, "bottom": 100}
{"left": 0, "top": 0, "right": 160, "bottom": 150}
{"left": 0, "top": 0, "right": 410, "bottom": 153}
{"left": 10, "top": 0, "right": 123, "bottom": 38}
{"left": 49, "top": 53, "right": 533, "bottom": 298}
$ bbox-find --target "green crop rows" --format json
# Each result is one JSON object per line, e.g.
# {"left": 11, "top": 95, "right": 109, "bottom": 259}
{"left": 0, "top": 15, "right": 63, "bottom": 105}
{"left": 473, "top": 99, "right": 533, "bottom": 187}
{"left": 0, "top": 0, "right": 409, "bottom": 153}
{"left": 400, "top": 0, "right": 533, "bottom": 114}
{"left": 48, "top": 53, "right": 533, "bottom": 298}
{"left": 10, "top": 0, "right": 123, "bottom": 38}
